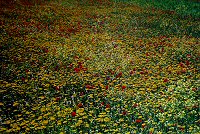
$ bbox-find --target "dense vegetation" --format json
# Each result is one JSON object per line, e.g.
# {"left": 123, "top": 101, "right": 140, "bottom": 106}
{"left": 0, "top": 0, "right": 199, "bottom": 133}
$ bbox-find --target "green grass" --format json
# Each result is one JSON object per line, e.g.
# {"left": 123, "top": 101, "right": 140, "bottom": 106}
{"left": 113, "top": 0, "right": 200, "bottom": 18}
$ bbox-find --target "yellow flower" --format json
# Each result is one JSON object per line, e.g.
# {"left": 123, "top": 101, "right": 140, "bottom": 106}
{"left": 5, "top": 120, "right": 11, "bottom": 124}
{"left": 105, "top": 108, "right": 110, "bottom": 112}
{"left": 138, "top": 116, "right": 143, "bottom": 118}
{"left": 113, "top": 123, "right": 118, "bottom": 126}
{"left": 77, "top": 108, "right": 84, "bottom": 113}
{"left": 85, "top": 123, "right": 89, "bottom": 128}
{"left": 98, "top": 114, "right": 105, "bottom": 118}
{"left": 119, "top": 118, "right": 124, "bottom": 122}
{"left": 39, "top": 96, "right": 45, "bottom": 99}
{"left": 104, "top": 130, "right": 109, "bottom": 132}
{"left": 125, "top": 105, "right": 128, "bottom": 109}
{"left": 149, "top": 128, "right": 154, "bottom": 133}
{"left": 104, "top": 117, "right": 111, "bottom": 122}
{"left": 50, "top": 116, "right": 56, "bottom": 121}
{"left": 37, "top": 116, "right": 42, "bottom": 120}
{"left": 42, "top": 120, "right": 48, "bottom": 125}
{"left": 57, "top": 120, "right": 62, "bottom": 126}
{"left": 26, "top": 127, "right": 30, "bottom": 131}
{"left": 40, "top": 107, "right": 46, "bottom": 112}
{"left": 96, "top": 118, "right": 104, "bottom": 122}
{"left": 75, "top": 120, "right": 83, "bottom": 127}
{"left": 88, "top": 94, "right": 94, "bottom": 98}
{"left": 82, "top": 115, "right": 88, "bottom": 119}
{"left": 100, "top": 124, "right": 106, "bottom": 127}
{"left": 59, "top": 132, "right": 65, "bottom": 134}
{"left": 13, "top": 102, "right": 19, "bottom": 107}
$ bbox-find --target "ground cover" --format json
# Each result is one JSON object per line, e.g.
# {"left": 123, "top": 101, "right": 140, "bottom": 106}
{"left": 0, "top": 0, "right": 199, "bottom": 133}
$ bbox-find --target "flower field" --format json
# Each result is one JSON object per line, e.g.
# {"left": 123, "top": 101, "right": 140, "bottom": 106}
{"left": 0, "top": 0, "right": 199, "bottom": 133}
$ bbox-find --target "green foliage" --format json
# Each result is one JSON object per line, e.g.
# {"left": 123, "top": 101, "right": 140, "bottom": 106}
{"left": 112, "top": 0, "right": 200, "bottom": 18}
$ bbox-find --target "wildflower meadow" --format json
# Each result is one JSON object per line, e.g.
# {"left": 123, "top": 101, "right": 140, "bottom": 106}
{"left": 0, "top": 0, "right": 199, "bottom": 133}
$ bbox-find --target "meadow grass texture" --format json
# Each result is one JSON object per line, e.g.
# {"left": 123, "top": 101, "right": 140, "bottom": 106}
{"left": 0, "top": 0, "right": 199, "bottom": 133}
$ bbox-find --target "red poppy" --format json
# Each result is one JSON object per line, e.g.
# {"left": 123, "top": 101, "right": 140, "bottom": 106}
{"left": 68, "top": 63, "right": 73, "bottom": 68}
{"left": 192, "top": 88, "right": 197, "bottom": 91}
{"left": 85, "top": 85, "right": 94, "bottom": 89}
{"left": 106, "top": 104, "right": 110, "bottom": 108}
{"left": 179, "top": 62, "right": 185, "bottom": 68}
{"left": 85, "top": 57, "right": 90, "bottom": 60}
{"left": 122, "top": 111, "right": 127, "bottom": 115}
{"left": 55, "top": 86, "right": 60, "bottom": 91}
{"left": 142, "top": 123, "right": 146, "bottom": 128}
{"left": 74, "top": 68, "right": 80, "bottom": 73}
{"left": 140, "top": 71, "right": 145, "bottom": 75}
{"left": 130, "top": 70, "right": 134, "bottom": 75}
{"left": 103, "top": 92, "right": 107, "bottom": 96}
{"left": 78, "top": 62, "right": 83, "bottom": 68}
{"left": 71, "top": 111, "right": 76, "bottom": 117}
{"left": 122, "top": 85, "right": 126, "bottom": 90}
{"left": 80, "top": 92, "right": 84, "bottom": 96}
{"left": 181, "top": 69, "right": 186, "bottom": 73}
{"left": 21, "top": 77, "right": 25, "bottom": 82}
{"left": 186, "top": 54, "right": 191, "bottom": 58}
{"left": 101, "top": 102, "right": 104, "bottom": 106}
{"left": 160, "top": 109, "right": 164, "bottom": 113}
{"left": 136, "top": 119, "right": 142, "bottom": 123}
{"left": 77, "top": 103, "right": 83, "bottom": 108}
{"left": 186, "top": 60, "right": 190, "bottom": 66}
{"left": 56, "top": 97, "right": 61, "bottom": 101}
{"left": 163, "top": 78, "right": 169, "bottom": 83}
{"left": 43, "top": 47, "right": 48, "bottom": 53}
{"left": 106, "top": 85, "right": 109, "bottom": 90}
{"left": 179, "top": 127, "right": 185, "bottom": 132}
{"left": 25, "top": 69, "right": 29, "bottom": 73}
{"left": 116, "top": 72, "right": 122, "bottom": 78}
{"left": 74, "top": 56, "right": 79, "bottom": 59}
{"left": 106, "top": 76, "right": 110, "bottom": 80}
{"left": 133, "top": 103, "right": 138, "bottom": 108}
